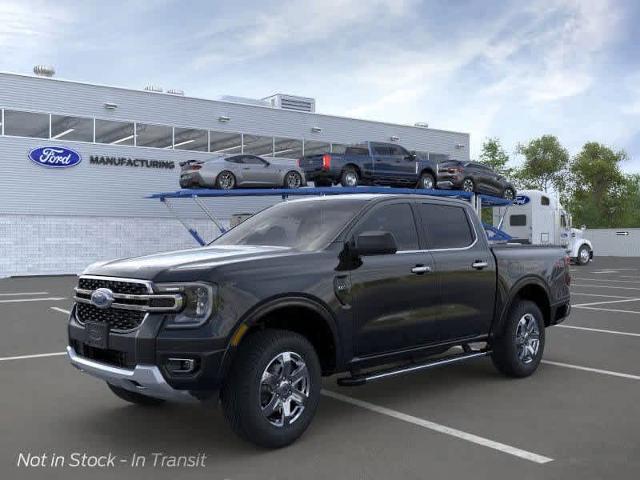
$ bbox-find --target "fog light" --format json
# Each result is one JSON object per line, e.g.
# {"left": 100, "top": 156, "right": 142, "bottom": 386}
{"left": 166, "top": 358, "right": 196, "bottom": 374}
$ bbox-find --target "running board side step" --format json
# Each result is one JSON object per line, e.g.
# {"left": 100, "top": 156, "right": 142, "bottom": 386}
{"left": 337, "top": 350, "right": 491, "bottom": 386}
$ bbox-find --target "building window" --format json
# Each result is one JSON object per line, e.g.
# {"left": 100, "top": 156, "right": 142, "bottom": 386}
{"left": 303, "top": 140, "right": 330, "bottom": 156}
{"left": 243, "top": 134, "right": 274, "bottom": 156}
{"left": 273, "top": 137, "right": 303, "bottom": 159}
{"left": 173, "top": 127, "right": 208, "bottom": 151}
{"left": 331, "top": 143, "right": 348, "bottom": 154}
{"left": 210, "top": 131, "right": 242, "bottom": 154}
{"left": 51, "top": 115, "right": 94, "bottom": 142}
{"left": 3, "top": 110, "right": 49, "bottom": 138}
{"left": 136, "top": 123, "right": 173, "bottom": 149}
{"left": 95, "top": 119, "right": 135, "bottom": 145}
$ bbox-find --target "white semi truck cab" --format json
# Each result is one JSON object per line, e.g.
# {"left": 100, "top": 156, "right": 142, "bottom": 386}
{"left": 493, "top": 189, "right": 594, "bottom": 265}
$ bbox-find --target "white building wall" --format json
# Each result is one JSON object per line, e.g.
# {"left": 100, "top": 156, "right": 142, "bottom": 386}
{"left": 584, "top": 228, "right": 640, "bottom": 257}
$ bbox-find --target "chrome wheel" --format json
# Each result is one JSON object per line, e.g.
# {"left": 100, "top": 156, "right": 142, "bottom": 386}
{"left": 515, "top": 313, "right": 540, "bottom": 364}
{"left": 260, "top": 352, "right": 310, "bottom": 427}
{"left": 579, "top": 246, "right": 590, "bottom": 264}
{"left": 285, "top": 172, "right": 302, "bottom": 189}
{"left": 420, "top": 175, "right": 434, "bottom": 189}
{"left": 217, "top": 171, "right": 235, "bottom": 190}
{"left": 462, "top": 178, "right": 474, "bottom": 192}
{"left": 503, "top": 188, "right": 515, "bottom": 200}
{"left": 344, "top": 171, "right": 358, "bottom": 187}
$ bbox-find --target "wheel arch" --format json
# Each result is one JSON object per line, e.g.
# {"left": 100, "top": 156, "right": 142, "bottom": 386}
{"left": 495, "top": 277, "right": 553, "bottom": 333}
{"left": 342, "top": 163, "right": 362, "bottom": 177}
{"left": 223, "top": 296, "right": 341, "bottom": 376}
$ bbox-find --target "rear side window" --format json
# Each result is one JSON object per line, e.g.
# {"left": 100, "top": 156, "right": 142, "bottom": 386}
{"left": 345, "top": 146, "right": 369, "bottom": 156}
{"left": 372, "top": 145, "right": 391, "bottom": 155}
{"left": 352, "top": 203, "right": 419, "bottom": 251}
{"left": 510, "top": 214, "right": 527, "bottom": 226}
{"left": 418, "top": 204, "right": 474, "bottom": 249}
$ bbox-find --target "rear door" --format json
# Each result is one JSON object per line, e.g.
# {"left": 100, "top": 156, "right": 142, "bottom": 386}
{"left": 349, "top": 201, "right": 439, "bottom": 356}
{"left": 415, "top": 202, "right": 496, "bottom": 340}
{"left": 370, "top": 143, "right": 394, "bottom": 181}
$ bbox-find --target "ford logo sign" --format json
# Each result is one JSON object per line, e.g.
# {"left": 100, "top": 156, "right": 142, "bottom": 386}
{"left": 514, "top": 195, "right": 530, "bottom": 206}
{"left": 90, "top": 288, "right": 115, "bottom": 309}
{"left": 28, "top": 146, "right": 82, "bottom": 168}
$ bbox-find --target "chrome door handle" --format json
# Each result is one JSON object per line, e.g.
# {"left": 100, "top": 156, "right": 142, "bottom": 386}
{"left": 472, "top": 261, "right": 489, "bottom": 270}
{"left": 411, "top": 266, "right": 432, "bottom": 274}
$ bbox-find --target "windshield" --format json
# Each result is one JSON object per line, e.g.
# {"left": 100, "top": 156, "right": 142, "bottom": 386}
{"left": 211, "top": 198, "right": 367, "bottom": 251}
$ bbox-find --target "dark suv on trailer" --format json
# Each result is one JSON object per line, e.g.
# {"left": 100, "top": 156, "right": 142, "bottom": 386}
{"left": 437, "top": 160, "right": 516, "bottom": 199}
{"left": 67, "top": 194, "right": 570, "bottom": 448}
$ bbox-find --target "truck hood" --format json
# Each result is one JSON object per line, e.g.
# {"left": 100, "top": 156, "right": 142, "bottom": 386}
{"left": 83, "top": 245, "right": 294, "bottom": 280}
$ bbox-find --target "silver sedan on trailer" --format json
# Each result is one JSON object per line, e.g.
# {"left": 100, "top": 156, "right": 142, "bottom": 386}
{"left": 179, "top": 154, "right": 307, "bottom": 190}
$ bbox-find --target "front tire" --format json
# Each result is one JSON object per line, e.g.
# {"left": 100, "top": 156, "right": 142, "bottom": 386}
{"left": 107, "top": 383, "right": 165, "bottom": 406}
{"left": 491, "top": 300, "right": 545, "bottom": 378}
{"left": 216, "top": 171, "right": 236, "bottom": 190}
{"left": 221, "top": 329, "right": 321, "bottom": 448}
{"left": 418, "top": 172, "right": 436, "bottom": 189}
{"left": 576, "top": 245, "right": 591, "bottom": 265}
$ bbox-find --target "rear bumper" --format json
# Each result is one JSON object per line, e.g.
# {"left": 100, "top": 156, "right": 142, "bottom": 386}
{"left": 67, "top": 346, "right": 194, "bottom": 402}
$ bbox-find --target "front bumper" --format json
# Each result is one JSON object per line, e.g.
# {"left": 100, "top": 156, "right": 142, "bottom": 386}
{"left": 67, "top": 346, "right": 194, "bottom": 402}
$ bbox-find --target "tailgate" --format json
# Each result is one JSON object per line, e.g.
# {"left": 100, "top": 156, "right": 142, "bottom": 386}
{"left": 298, "top": 154, "right": 326, "bottom": 172}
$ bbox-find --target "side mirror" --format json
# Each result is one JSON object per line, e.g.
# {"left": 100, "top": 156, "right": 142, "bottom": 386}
{"left": 354, "top": 231, "right": 397, "bottom": 256}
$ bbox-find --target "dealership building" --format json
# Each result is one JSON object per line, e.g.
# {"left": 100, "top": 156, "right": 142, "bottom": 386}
{"left": 0, "top": 70, "right": 470, "bottom": 277}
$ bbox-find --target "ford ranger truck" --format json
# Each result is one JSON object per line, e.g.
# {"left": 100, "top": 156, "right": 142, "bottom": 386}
{"left": 298, "top": 141, "right": 438, "bottom": 189}
{"left": 67, "top": 194, "right": 571, "bottom": 448}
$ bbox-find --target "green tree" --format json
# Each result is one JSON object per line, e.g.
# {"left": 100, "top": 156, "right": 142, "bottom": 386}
{"left": 567, "top": 142, "right": 639, "bottom": 228}
{"left": 478, "top": 137, "right": 512, "bottom": 175}
{"left": 515, "top": 135, "right": 569, "bottom": 193}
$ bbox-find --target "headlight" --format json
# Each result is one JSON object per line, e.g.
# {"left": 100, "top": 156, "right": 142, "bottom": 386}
{"left": 155, "top": 282, "right": 216, "bottom": 328}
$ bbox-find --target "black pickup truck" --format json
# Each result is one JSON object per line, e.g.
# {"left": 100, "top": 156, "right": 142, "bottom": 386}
{"left": 299, "top": 141, "right": 439, "bottom": 189}
{"left": 67, "top": 194, "right": 571, "bottom": 448}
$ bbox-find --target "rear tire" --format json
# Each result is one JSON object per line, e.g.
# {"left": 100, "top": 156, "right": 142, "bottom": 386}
{"left": 462, "top": 178, "right": 475, "bottom": 193}
{"left": 576, "top": 245, "right": 591, "bottom": 265}
{"left": 491, "top": 300, "right": 545, "bottom": 378}
{"left": 107, "top": 383, "right": 165, "bottom": 406}
{"left": 418, "top": 172, "right": 436, "bottom": 189}
{"left": 340, "top": 167, "right": 359, "bottom": 187}
{"left": 216, "top": 171, "right": 236, "bottom": 190}
{"left": 283, "top": 171, "right": 303, "bottom": 189}
{"left": 221, "top": 329, "right": 321, "bottom": 448}
{"left": 503, "top": 187, "right": 515, "bottom": 200}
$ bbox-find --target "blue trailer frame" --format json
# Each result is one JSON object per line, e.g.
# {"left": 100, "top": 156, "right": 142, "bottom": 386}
{"left": 147, "top": 187, "right": 513, "bottom": 246}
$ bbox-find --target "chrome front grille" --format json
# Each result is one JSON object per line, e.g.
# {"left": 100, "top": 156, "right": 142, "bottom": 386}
{"left": 74, "top": 276, "right": 182, "bottom": 333}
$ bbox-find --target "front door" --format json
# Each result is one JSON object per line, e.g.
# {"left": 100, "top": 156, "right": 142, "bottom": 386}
{"left": 348, "top": 201, "right": 440, "bottom": 357}
{"left": 241, "top": 155, "right": 271, "bottom": 185}
{"left": 415, "top": 201, "right": 496, "bottom": 341}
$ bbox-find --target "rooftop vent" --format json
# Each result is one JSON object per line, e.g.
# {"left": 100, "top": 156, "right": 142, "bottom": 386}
{"left": 414, "top": 122, "right": 429, "bottom": 128}
{"left": 167, "top": 89, "right": 184, "bottom": 96}
{"left": 144, "top": 85, "right": 163, "bottom": 93}
{"left": 33, "top": 65, "right": 55, "bottom": 77}
{"left": 263, "top": 94, "right": 316, "bottom": 113}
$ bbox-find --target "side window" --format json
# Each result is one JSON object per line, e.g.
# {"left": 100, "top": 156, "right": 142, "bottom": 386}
{"left": 372, "top": 144, "right": 390, "bottom": 156}
{"left": 388, "top": 145, "right": 409, "bottom": 157}
{"left": 541, "top": 196, "right": 550, "bottom": 206}
{"left": 244, "top": 155, "right": 267, "bottom": 165}
{"left": 352, "top": 203, "right": 419, "bottom": 251}
{"left": 418, "top": 204, "right": 475, "bottom": 249}
{"left": 226, "top": 155, "right": 244, "bottom": 164}
{"left": 510, "top": 215, "right": 527, "bottom": 227}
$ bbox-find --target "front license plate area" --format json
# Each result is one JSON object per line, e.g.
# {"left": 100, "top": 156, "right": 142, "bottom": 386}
{"left": 85, "top": 321, "right": 109, "bottom": 349}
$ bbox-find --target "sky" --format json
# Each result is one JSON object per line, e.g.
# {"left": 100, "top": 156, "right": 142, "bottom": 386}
{"left": 1, "top": 0, "right": 639, "bottom": 171}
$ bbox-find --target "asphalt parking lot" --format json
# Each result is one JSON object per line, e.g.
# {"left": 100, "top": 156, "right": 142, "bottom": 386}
{"left": 1, "top": 258, "right": 639, "bottom": 480}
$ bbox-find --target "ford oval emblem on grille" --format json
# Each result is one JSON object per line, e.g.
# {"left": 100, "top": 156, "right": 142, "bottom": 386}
{"left": 91, "top": 288, "right": 114, "bottom": 309}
